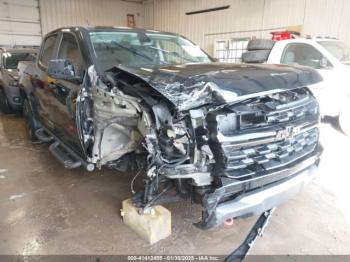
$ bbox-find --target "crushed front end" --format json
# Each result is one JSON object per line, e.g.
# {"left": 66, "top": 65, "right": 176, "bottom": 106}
{"left": 136, "top": 87, "right": 322, "bottom": 229}
{"left": 83, "top": 64, "right": 322, "bottom": 230}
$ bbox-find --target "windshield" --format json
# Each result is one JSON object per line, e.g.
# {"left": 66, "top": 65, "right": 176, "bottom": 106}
{"left": 89, "top": 31, "right": 212, "bottom": 71}
{"left": 3, "top": 52, "right": 37, "bottom": 69}
{"left": 318, "top": 41, "right": 350, "bottom": 64}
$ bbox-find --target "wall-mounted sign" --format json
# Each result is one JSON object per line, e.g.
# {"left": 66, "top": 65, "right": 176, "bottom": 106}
{"left": 127, "top": 14, "right": 136, "bottom": 28}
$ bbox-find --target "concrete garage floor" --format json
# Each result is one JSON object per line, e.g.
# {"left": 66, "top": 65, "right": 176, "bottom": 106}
{"left": 0, "top": 113, "right": 350, "bottom": 256}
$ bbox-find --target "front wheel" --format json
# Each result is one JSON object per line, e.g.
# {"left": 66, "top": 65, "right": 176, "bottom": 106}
{"left": 0, "top": 88, "right": 13, "bottom": 114}
{"left": 23, "top": 99, "right": 38, "bottom": 142}
{"left": 339, "top": 104, "right": 350, "bottom": 136}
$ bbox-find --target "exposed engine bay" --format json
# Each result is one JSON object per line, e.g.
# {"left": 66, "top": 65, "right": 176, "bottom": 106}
{"left": 75, "top": 65, "right": 321, "bottom": 228}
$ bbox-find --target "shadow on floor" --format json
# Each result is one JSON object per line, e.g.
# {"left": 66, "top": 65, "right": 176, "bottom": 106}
{"left": 322, "top": 116, "right": 343, "bottom": 134}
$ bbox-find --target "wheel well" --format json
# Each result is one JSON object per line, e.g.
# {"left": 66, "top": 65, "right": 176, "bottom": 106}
{"left": 22, "top": 93, "right": 41, "bottom": 130}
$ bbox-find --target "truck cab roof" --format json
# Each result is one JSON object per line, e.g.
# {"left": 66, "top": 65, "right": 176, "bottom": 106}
{"left": 273, "top": 38, "right": 341, "bottom": 45}
{"left": 47, "top": 26, "right": 180, "bottom": 37}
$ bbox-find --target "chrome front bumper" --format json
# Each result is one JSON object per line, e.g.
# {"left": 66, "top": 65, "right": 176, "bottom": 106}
{"left": 197, "top": 151, "right": 321, "bottom": 229}
{"left": 214, "top": 164, "right": 317, "bottom": 224}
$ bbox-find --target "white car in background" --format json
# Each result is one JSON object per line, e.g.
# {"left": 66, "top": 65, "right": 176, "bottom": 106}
{"left": 243, "top": 38, "right": 350, "bottom": 135}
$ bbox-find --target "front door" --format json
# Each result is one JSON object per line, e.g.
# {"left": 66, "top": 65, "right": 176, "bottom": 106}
{"left": 46, "top": 32, "right": 85, "bottom": 155}
{"left": 33, "top": 33, "right": 59, "bottom": 129}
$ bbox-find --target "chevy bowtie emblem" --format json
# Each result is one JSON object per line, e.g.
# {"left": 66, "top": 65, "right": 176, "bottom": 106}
{"left": 276, "top": 126, "right": 301, "bottom": 140}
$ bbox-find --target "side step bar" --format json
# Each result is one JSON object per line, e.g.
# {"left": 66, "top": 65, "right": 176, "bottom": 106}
{"left": 49, "top": 141, "right": 82, "bottom": 169}
{"left": 35, "top": 128, "right": 54, "bottom": 142}
{"left": 38, "top": 127, "right": 95, "bottom": 171}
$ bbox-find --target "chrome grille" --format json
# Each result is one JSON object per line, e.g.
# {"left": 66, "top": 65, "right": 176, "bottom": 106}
{"left": 208, "top": 88, "right": 320, "bottom": 182}
{"left": 221, "top": 126, "right": 319, "bottom": 180}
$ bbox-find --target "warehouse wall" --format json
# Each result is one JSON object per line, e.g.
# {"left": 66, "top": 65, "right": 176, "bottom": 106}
{"left": 144, "top": 0, "right": 350, "bottom": 55}
{"left": 39, "top": 0, "right": 144, "bottom": 35}
{"left": 0, "top": 0, "right": 41, "bottom": 46}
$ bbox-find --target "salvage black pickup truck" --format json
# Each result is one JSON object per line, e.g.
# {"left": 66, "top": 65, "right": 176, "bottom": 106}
{"left": 20, "top": 26, "right": 322, "bottom": 229}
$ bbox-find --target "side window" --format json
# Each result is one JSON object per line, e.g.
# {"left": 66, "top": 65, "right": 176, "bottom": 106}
{"left": 281, "top": 44, "right": 330, "bottom": 69}
{"left": 58, "top": 33, "right": 84, "bottom": 77}
{"left": 39, "top": 35, "right": 58, "bottom": 68}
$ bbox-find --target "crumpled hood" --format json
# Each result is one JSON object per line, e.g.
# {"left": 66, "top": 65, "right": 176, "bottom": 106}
{"left": 117, "top": 63, "right": 322, "bottom": 111}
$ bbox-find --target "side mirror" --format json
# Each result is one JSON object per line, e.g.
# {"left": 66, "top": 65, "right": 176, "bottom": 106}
{"left": 319, "top": 57, "right": 330, "bottom": 68}
{"left": 48, "top": 59, "right": 81, "bottom": 82}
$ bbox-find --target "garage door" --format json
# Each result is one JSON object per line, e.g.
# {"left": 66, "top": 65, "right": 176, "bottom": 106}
{"left": 0, "top": 0, "right": 41, "bottom": 46}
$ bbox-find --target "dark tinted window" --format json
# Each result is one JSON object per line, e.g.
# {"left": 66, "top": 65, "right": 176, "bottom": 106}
{"left": 39, "top": 35, "right": 58, "bottom": 68}
{"left": 58, "top": 33, "right": 84, "bottom": 76}
{"left": 281, "top": 43, "right": 329, "bottom": 69}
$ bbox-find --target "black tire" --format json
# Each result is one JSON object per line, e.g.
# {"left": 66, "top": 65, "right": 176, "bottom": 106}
{"left": 0, "top": 88, "right": 13, "bottom": 114}
{"left": 247, "top": 39, "right": 275, "bottom": 51}
{"left": 242, "top": 50, "right": 271, "bottom": 63}
{"left": 23, "top": 99, "right": 38, "bottom": 142}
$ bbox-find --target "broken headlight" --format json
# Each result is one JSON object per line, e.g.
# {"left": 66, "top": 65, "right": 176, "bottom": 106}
{"left": 216, "top": 113, "right": 238, "bottom": 135}
{"left": 158, "top": 121, "right": 190, "bottom": 163}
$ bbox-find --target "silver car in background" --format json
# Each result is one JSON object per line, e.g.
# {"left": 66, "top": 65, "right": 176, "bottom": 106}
{"left": 0, "top": 47, "right": 37, "bottom": 113}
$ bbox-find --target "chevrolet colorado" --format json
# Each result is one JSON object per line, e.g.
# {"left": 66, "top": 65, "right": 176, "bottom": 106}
{"left": 21, "top": 27, "right": 322, "bottom": 229}
{"left": 0, "top": 47, "right": 37, "bottom": 113}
